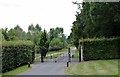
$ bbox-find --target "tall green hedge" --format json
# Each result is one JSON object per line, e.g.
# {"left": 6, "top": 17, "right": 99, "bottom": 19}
{"left": 1, "top": 41, "right": 34, "bottom": 73}
{"left": 79, "top": 37, "right": 120, "bottom": 61}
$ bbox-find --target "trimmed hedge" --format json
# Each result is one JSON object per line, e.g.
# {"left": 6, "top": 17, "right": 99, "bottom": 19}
{"left": 2, "top": 41, "right": 34, "bottom": 73}
{"left": 79, "top": 37, "right": 120, "bottom": 61}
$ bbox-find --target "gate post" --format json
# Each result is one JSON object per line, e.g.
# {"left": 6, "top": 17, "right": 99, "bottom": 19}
{"left": 81, "top": 43, "right": 84, "bottom": 61}
{"left": 79, "top": 49, "right": 81, "bottom": 62}
{"left": 68, "top": 48, "right": 71, "bottom": 62}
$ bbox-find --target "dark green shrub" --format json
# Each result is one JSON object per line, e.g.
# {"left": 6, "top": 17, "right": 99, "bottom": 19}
{"left": 2, "top": 41, "right": 34, "bottom": 73}
{"left": 79, "top": 37, "right": 120, "bottom": 61}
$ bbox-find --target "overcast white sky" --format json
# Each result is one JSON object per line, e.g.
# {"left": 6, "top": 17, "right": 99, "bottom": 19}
{"left": 0, "top": 0, "right": 83, "bottom": 36}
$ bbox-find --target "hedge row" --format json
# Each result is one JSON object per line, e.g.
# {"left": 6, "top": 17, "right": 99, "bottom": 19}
{"left": 2, "top": 41, "right": 35, "bottom": 73}
{"left": 79, "top": 37, "right": 120, "bottom": 61}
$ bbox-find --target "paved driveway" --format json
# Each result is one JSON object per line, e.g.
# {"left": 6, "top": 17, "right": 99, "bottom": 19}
{"left": 17, "top": 49, "right": 78, "bottom": 75}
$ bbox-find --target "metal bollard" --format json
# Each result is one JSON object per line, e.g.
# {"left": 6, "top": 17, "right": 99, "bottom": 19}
{"left": 28, "top": 62, "right": 30, "bottom": 68}
{"left": 51, "top": 56, "right": 52, "bottom": 59}
{"left": 67, "top": 62, "right": 69, "bottom": 67}
{"left": 55, "top": 57, "right": 57, "bottom": 63}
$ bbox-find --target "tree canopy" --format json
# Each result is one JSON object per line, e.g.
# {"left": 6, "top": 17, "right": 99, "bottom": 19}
{"left": 70, "top": 2, "right": 120, "bottom": 48}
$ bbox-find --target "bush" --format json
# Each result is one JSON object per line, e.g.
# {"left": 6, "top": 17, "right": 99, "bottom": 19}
{"left": 79, "top": 37, "right": 120, "bottom": 61}
{"left": 35, "top": 46, "right": 40, "bottom": 53}
{"left": 1, "top": 41, "right": 34, "bottom": 73}
{"left": 49, "top": 38, "right": 63, "bottom": 51}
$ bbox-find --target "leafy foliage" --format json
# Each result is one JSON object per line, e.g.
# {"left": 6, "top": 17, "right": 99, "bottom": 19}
{"left": 38, "top": 30, "right": 49, "bottom": 62}
{"left": 2, "top": 41, "right": 34, "bottom": 73}
{"left": 79, "top": 37, "right": 120, "bottom": 61}
{"left": 49, "top": 38, "right": 63, "bottom": 51}
{"left": 1, "top": 24, "right": 67, "bottom": 64}
{"left": 71, "top": 2, "right": 120, "bottom": 48}
{"left": 48, "top": 27, "right": 67, "bottom": 51}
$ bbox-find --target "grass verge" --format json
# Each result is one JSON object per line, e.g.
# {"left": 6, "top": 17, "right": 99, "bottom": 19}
{"left": 65, "top": 59, "right": 118, "bottom": 75}
{"left": 73, "top": 51, "right": 79, "bottom": 58}
{"left": 2, "top": 65, "right": 30, "bottom": 77}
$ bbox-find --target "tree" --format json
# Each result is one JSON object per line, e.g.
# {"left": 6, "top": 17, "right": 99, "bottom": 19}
{"left": 34, "top": 24, "right": 42, "bottom": 45}
{"left": 2, "top": 28, "right": 9, "bottom": 41}
{"left": 0, "top": 29, "right": 5, "bottom": 41}
{"left": 49, "top": 38, "right": 63, "bottom": 51}
{"left": 28, "top": 24, "right": 35, "bottom": 34}
{"left": 71, "top": 2, "right": 120, "bottom": 48}
{"left": 35, "top": 24, "right": 42, "bottom": 32}
{"left": 14, "top": 25, "right": 27, "bottom": 40}
{"left": 49, "top": 27, "right": 64, "bottom": 40}
{"left": 39, "top": 29, "right": 49, "bottom": 62}
{"left": 6, "top": 25, "right": 27, "bottom": 41}
{"left": 48, "top": 27, "right": 67, "bottom": 50}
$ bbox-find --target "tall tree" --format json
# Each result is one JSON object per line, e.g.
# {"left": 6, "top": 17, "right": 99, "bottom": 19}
{"left": 2, "top": 28, "right": 9, "bottom": 41}
{"left": 39, "top": 29, "right": 49, "bottom": 62}
{"left": 34, "top": 24, "right": 42, "bottom": 45}
{"left": 71, "top": 2, "right": 120, "bottom": 48}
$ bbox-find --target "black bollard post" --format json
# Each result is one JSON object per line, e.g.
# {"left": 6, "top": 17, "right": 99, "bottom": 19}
{"left": 67, "top": 62, "right": 69, "bottom": 67}
{"left": 55, "top": 57, "right": 57, "bottom": 63}
{"left": 68, "top": 48, "right": 71, "bottom": 62}
{"left": 51, "top": 56, "right": 52, "bottom": 59}
{"left": 28, "top": 62, "right": 30, "bottom": 68}
{"left": 72, "top": 55, "right": 74, "bottom": 58}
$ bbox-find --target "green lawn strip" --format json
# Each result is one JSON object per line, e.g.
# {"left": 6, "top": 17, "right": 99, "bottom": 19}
{"left": 76, "top": 62, "right": 86, "bottom": 75}
{"left": 2, "top": 65, "right": 30, "bottom": 77}
{"left": 79, "top": 61, "right": 96, "bottom": 75}
{"left": 94, "top": 60, "right": 112, "bottom": 75}
{"left": 65, "top": 67, "right": 72, "bottom": 75}
{"left": 94, "top": 60, "right": 118, "bottom": 75}
{"left": 108, "top": 59, "right": 118, "bottom": 65}
{"left": 84, "top": 61, "right": 96, "bottom": 75}
{"left": 66, "top": 61, "right": 84, "bottom": 75}
{"left": 101, "top": 60, "right": 118, "bottom": 75}
{"left": 65, "top": 60, "right": 118, "bottom": 75}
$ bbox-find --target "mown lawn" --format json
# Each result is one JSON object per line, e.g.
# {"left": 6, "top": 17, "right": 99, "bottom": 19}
{"left": 2, "top": 65, "right": 30, "bottom": 77}
{"left": 65, "top": 59, "right": 118, "bottom": 75}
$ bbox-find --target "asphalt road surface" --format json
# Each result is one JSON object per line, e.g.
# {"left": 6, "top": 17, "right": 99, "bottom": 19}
{"left": 17, "top": 49, "right": 78, "bottom": 75}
